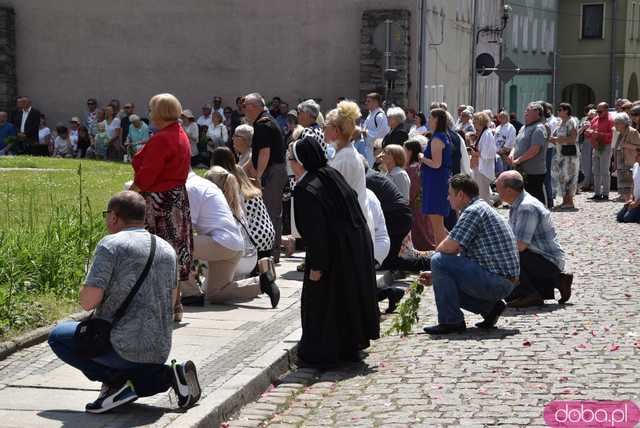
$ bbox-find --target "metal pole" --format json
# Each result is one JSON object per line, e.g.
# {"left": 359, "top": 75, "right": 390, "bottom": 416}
{"left": 609, "top": 0, "right": 617, "bottom": 104}
{"left": 417, "top": 0, "right": 426, "bottom": 112}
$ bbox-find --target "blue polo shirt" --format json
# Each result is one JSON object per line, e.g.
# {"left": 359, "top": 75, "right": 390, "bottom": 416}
{"left": 0, "top": 122, "right": 17, "bottom": 152}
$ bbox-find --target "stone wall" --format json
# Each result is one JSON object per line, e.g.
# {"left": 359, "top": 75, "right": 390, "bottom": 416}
{"left": 360, "top": 9, "right": 411, "bottom": 107}
{"left": 0, "top": 6, "right": 15, "bottom": 112}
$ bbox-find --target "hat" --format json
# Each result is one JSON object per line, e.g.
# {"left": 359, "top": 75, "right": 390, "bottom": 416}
{"left": 181, "top": 109, "right": 195, "bottom": 119}
{"left": 287, "top": 109, "right": 298, "bottom": 119}
{"left": 70, "top": 116, "right": 80, "bottom": 123}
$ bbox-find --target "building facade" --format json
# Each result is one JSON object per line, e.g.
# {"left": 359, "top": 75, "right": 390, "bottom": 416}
{"left": 502, "top": 0, "right": 559, "bottom": 120}
{"left": 7, "top": 0, "right": 423, "bottom": 125}
{"left": 557, "top": 0, "right": 640, "bottom": 114}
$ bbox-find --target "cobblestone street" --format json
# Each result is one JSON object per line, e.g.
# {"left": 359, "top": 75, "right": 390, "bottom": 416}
{"left": 228, "top": 194, "right": 640, "bottom": 428}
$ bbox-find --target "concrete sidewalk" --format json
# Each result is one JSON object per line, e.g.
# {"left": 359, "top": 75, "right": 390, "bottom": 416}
{"left": 0, "top": 257, "right": 307, "bottom": 428}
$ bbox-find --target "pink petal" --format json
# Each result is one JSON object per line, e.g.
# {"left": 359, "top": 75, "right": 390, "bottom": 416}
{"left": 604, "top": 326, "right": 610, "bottom": 332}
{"left": 522, "top": 340, "right": 531, "bottom": 347}
{"left": 578, "top": 343, "right": 588, "bottom": 349}
{"left": 561, "top": 388, "right": 573, "bottom": 394}
{"left": 624, "top": 293, "right": 632, "bottom": 298}
{"left": 610, "top": 344, "right": 620, "bottom": 351}
{"left": 479, "top": 387, "right": 488, "bottom": 395}
{"left": 591, "top": 330, "right": 597, "bottom": 337}
{"left": 559, "top": 376, "right": 569, "bottom": 382}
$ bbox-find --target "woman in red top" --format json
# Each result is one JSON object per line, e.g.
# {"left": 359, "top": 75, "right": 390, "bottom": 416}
{"left": 131, "top": 93, "right": 193, "bottom": 321}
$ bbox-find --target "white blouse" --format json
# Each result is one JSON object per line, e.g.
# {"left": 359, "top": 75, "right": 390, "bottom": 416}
{"left": 328, "top": 142, "right": 375, "bottom": 238}
{"left": 476, "top": 129, "right": 497, "bottom": 180}
{"left": 366, "top": 189, "right": 390, "bottom": 265}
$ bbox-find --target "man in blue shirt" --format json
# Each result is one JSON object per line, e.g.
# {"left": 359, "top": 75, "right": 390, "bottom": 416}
{"left": 496, "top": 171, "right": 573, "bottom": 307}
{"left": 421, "top": 174, "right": 519, "bottom": 334}
{"left": 0, "top": 111, "right": 17, "bottom": 154}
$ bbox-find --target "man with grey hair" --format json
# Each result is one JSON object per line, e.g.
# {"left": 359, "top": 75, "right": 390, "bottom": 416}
{"left": 584, "top": 102, "right": 614, "bottom": 200}
{"left": 297, "top": 99, "right": 326, "bottom": 153}
{"left": 457, "top": 109, "right": 475, "bottom": 135}
{"left": 243, "top": 92, "right": 287, "bottom": 262}
{"left": 48, "top": 191, "right": 202, "bottom": 413}
{"left": 382, "top": 107, "right": 409, "bottom": 148}
{"left": 495, "top": 171, "right": 572, "bottom": 308}
{"left": 509, "top": 102, "right": 548, "bottom": 204}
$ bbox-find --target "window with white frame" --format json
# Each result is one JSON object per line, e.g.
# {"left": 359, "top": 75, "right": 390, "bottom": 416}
{"left": 512, "top": 14, "right": 519, "bottom": 50}
{"left": 541, "top": 19, "right": 547, "bottom": 53}
{"left": 532, "top": 18, "right": 538, "bottom": 52}
{"left": 581, "top": 3, "right": 605, "bottom": 39}
{"left": 522, "top": 15, "right": 529, "bottom": 51}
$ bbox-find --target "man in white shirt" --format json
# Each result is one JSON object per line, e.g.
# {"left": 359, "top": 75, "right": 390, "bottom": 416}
{"left": 362, "top": 92, "right": 390, "bottom": 160}
{"left": 211, "top": 96, "right": 225, "bottom": 119}
{"left": 182, "top": 170, "right": 280, "bottom": 307}
{"left": 495, "top": 110, "right": 517, "bottom": 173}
{"left": 69, "top": 117, "right": 81, "bottom": 147}
{"left": 197, "top": 105, "right": 213, "bottom": 129}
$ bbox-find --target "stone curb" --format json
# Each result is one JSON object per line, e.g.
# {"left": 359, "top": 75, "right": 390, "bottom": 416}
{"left": 0, "top": 310, "right": 89, "bottom": 360}
{"left": 169, "top": 328, "right": 302, "bottom": 428}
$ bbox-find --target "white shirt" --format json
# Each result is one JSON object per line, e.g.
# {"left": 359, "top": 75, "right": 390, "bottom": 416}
{"left": 206, "top": 123, "right": 228, "bottom": 151}
{"left": 20, "top": 107, "right": 31, "bottom": 133}
{"left": 53, "top": 136, "right": 76, "bottom": 157}
{"left": 197, "top": 115, "right": 213, "bottom": 128}
{"left": 494, "top": 122, "right": 516, "bottom": 151}
{"left": 70, "top": 128, "right": 79, "bottom": 146}
{"left": 186, "top": 172, "right": 244, "bottom": 252}
{"left": 633, "top": 163, "right": 640, "bottom": 200}
{"left": 409, "top": 125, "right": 427, "bottom": 138}
{"left": 328, "top": 143, "right": 375, "bottom": 237}
{"left": 476, "top": 129, "right": 497, "bottom": 180}
{"left": 547, "top": 115, "right": 562, "bottom": 137}
{"left": 104, "top": 118, "right": 121, "bottom": 139}
{"left": 366, "top": 189, "right": 390, "bottom": 266}
{"left": 183, "top": 122, "right": 199, "bottom": 157}
{"left": 363, "top": 107, "right": 390, "bottom": 144}
{"left": 38, "top": 127, "right": 51, "bottom": 145}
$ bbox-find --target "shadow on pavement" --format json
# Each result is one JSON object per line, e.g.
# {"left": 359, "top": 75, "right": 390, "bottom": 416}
{"left": 38, "top": 402, "right": 178, "bottom": 427}
{"left": 419, "top": 328, "right": 521, "bottom": 341}
{"left": 280, "top": 271, "right": 304, "bottom": 281}
{"left": 502, "top": 303, "right": 569, "bottom": 317}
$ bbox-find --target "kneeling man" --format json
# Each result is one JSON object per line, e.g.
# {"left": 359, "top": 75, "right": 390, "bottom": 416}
{"left": 496, "top": 171, "right": 572, "bottom": 307}
{"left": 48, "top": 191, "right": 201, "bottom": 413}
{"left": 422, "top": 174, "right": 519, "bottom": 334}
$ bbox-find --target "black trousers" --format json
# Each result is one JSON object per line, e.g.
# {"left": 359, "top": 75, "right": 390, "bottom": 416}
{"left": 381, "top": 232, "right": 431, "bottom": 273}
{"left": 524, "top": 173, "right": 546, "bottom": 205}
{"left": 508, "top": 250, "right": 560, "bottom": 301}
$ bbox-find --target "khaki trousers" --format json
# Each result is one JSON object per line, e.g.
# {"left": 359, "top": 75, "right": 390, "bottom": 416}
{"left": 180, "top": 235, "right": 261, "bottom": 304}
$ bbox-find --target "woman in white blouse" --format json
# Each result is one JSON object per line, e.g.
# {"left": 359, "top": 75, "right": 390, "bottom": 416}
{"left": 232, "top": 124, "right": 253, "bottom": 169}
{"left": 206, "top": 110, "right": 229, "bottom": 162}
{"left": 103, "top": 105, "right": 123, "bottom": 161}
{"left": 470, "top": 111, "right": 497, "bottom": 203}
{"left": 324, "top": 100, "right": 374, "bottom": 236}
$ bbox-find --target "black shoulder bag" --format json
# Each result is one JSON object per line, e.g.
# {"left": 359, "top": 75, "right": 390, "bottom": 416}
{"left": 74, "top": 234, "right": 157, "bottom": 359}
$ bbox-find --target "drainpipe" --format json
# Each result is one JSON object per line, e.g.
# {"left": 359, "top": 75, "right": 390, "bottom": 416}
{"left": 609, "top": 0, "right": 617, "bottom": 104}
{"left": 470, "top": 0, "right": 479, "bottom": 107}
{"left": 418, "top": 0, "right": 428, "bottom": 112}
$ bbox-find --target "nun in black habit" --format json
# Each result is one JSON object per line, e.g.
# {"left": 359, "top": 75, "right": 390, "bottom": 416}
{"left": 289, "top": 136, "right": 380, "bottom": 368}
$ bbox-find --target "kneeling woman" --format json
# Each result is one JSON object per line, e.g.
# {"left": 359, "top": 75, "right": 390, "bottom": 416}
{"left": 289, "top": 136, "right": 380, "bottom": 368}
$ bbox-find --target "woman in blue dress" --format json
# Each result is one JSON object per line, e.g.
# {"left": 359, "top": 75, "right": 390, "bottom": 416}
{"left": 419, "top": 108, "right": 452, "bottom": 245}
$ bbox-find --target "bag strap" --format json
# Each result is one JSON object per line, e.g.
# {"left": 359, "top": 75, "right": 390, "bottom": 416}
{"left": 112, "top": 234, "right": 156, "bottom": 325}
{"left": 234, "top": 214, "right": 258, "bottom": 247}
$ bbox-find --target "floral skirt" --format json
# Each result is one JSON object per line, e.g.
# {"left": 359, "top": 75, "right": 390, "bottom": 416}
{"left": 142, "top": 186, "right": 194, "bottom": 281}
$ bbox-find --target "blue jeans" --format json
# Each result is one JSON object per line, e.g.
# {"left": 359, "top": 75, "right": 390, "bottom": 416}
{"left": 48, "top": 321, "right": 173, "bottom": 397}
{"left": 430, "top": 253, "right": 515, "bottom": 324}
{"left": 617, "top": 204, "right": 640, "bottom": 223}
{"left": 544, "top": 148, "right": 555, "bottom": 208}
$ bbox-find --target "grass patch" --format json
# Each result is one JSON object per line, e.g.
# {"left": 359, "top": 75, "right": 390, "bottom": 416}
{"left": 0, "top": 157, "right": 133, "bottom": 341}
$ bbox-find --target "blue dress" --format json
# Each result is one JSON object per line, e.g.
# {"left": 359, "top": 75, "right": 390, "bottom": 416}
{"left": 421, "top": 131, "right": 452, "bottom": 216}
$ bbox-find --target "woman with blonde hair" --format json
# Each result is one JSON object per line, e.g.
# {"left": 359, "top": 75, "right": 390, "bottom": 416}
{"left": 470, "top": 111, "right": 497, "bottom": 202}
{"left": 211, "top": 147, "right": 275, "bottom": 260}
{"left": 131, "top": 93, "right": 193, "bottom": 321}
{"left": 380, "top": 144, "right": 411, "bottom": 200}
{"left": 325, "top": 100, "right": 374, "bottom": 235}
{"left": 202, "top": 166, "right": 280, "bottom": 307}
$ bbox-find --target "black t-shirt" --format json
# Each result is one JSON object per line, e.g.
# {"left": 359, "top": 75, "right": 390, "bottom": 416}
{"left": 251, "top": 111, "right": 285, "bottom": 168}
{"left": 365, "top": 169, "right": 412, "bottom": 236}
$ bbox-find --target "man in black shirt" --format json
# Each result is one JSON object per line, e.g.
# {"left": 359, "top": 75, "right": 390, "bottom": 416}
{"left": 243, "top": 93, "right": 287, "bottom": 262}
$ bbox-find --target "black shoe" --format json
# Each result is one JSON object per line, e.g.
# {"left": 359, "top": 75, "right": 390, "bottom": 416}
{"left": 475, "top": 299, "right": 507, "bottom": 329}
{"left": 600, "top": 195, "right": 609, "bottom": 201}
{"left": 385, "top": 287, "right": 405, "bottom": 314}
{"left": 181, "top": 294, "right": 204, "bottom": 307}
{"left": 260, "top": 274, "right": 281, "bottom": 308}
{"left": 85, "top": 381, "right": 138, "bottom": 413}
{"left": 171, "top": 360, "right": 201, "bottom": 409}
{"left": 558, "top": 273, "right": 573, "bottom": 304}
{"left": 422, "top": 322, "right": 466, "bottom": 335}
{"left": 588, "top": 194, "right": 601, "bottom": 200}
{"left": 296, "top": 262, "right": 305, "bottom": 272}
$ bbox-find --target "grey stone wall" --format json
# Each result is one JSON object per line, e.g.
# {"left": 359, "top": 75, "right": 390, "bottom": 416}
{"left": 360, "top": 9, "right": 411, "bottom": 107}
{"left": 0, "top": 6, "right": 15, "bottom": 112}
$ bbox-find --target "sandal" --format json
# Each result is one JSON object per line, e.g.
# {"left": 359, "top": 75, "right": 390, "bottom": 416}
{"left": 174, "top": 303, "right": 184, "bottom": 322}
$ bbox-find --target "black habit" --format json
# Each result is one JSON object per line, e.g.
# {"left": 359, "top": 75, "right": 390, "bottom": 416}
{"left": 292, "top": 137, "right": 380, "bottom": 367}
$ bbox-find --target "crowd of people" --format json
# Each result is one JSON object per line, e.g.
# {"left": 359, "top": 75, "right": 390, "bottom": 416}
{"left": 15, "top": 88, "right": 636, "bottom": 414}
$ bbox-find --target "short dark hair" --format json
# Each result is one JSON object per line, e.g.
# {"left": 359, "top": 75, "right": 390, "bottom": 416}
{"left": 107, "top": 191, "right": 146, "bottom": 222}
{"left": 449, "top": 174, "right": 479, "bottom": 199}
{"left": 559, "top": 102, "right": 573, "bottom": 116}
{"left": 429, "top": 108, "right": 448, "bottom": 133}
{"left": 403, "top": 139, "right": 422, "bottom": 164}
{"left": 416, "top": 111, "right": 427, "bottom": 127}
{"left": 366, "top": 92, "right": 382, "bottom": 104}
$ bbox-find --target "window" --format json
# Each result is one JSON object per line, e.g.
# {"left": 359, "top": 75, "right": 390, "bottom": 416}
{"left": 532, "top": 18, "right": 539, "bottom": 52}
{"left": 522, "top": 16, "right": 529, "bottom": 51}
{"left": 541, "top": 19, "right": 547, "bottom": 53}
{"left": 512, "top": 15, "right": 519, "bottom": 50}
{"left": 631, "top": 3, "right": 636, "bottom": 40}
{"left": 581, "top": 3, "right": 605, "bottom": 39}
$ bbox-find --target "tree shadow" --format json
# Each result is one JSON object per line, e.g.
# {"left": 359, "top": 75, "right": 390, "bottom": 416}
{"left": 280, "top": 271, "right": 304, "bottom": 281}
{"left": 37, "top": 402, "right": 179, "bottom": 428}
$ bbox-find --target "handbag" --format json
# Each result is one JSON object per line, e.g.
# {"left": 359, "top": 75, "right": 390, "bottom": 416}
{"left": 74, "top": 234, "right": 157, "bottom": 359}
{"left": 233, "top": 215, "right": 258, "bottom": 277}
{"left": 561, "top": 144, "right": 578, "bottom": 156}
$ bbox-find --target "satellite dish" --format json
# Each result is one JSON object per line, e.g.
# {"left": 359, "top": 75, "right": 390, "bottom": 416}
{"left": 475, "top": 53, "right": 495, "bottom": 76}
